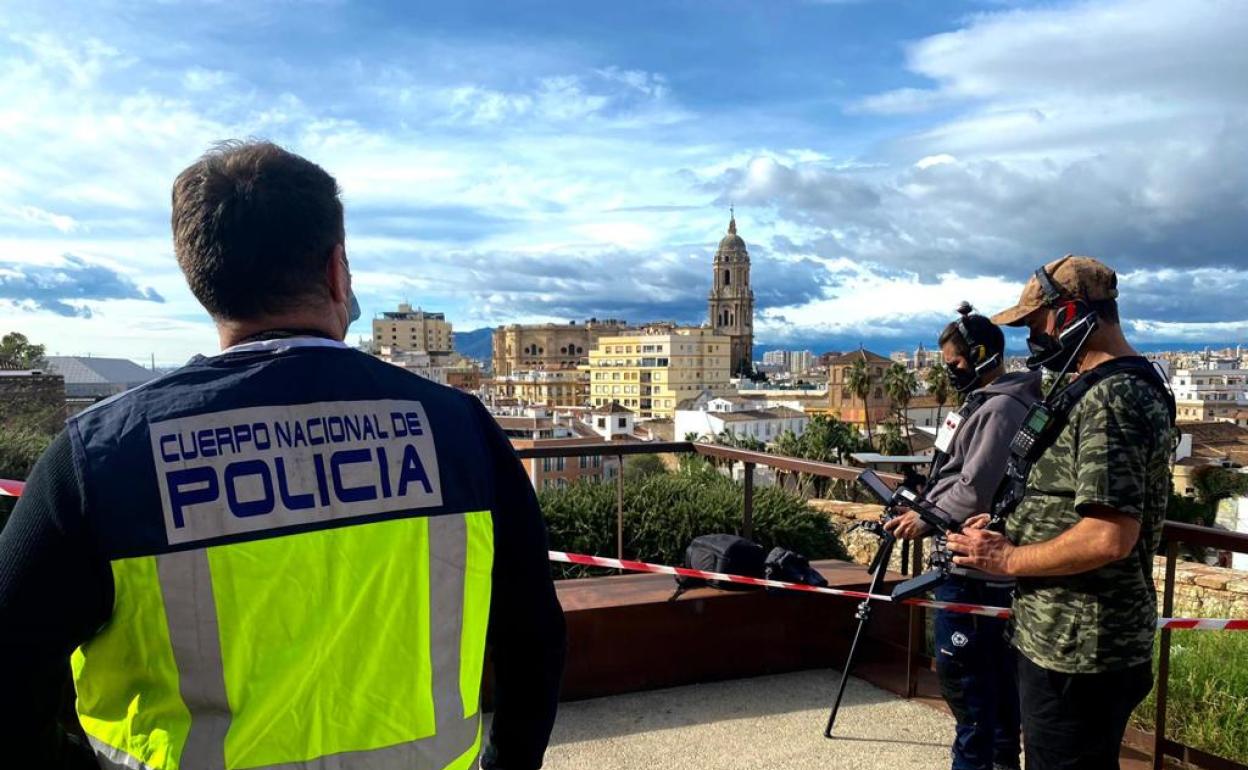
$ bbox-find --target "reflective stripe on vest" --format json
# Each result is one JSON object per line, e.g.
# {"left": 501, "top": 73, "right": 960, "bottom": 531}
{"left": 72, "top": 510, "right": 494, "bottom": 770}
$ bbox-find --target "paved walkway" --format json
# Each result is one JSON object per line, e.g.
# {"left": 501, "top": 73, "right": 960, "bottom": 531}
{"left": 533, "top": 671, "right": 956, "bottom": 770}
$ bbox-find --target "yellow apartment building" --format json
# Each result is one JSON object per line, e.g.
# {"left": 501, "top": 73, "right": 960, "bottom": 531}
{"left": 587, "top": 325, "right": 732, "bottom": 419}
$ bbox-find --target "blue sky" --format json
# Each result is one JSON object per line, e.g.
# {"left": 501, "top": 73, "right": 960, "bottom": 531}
{"left": 1, "top": 0, "right": 1246, "bottom": 363}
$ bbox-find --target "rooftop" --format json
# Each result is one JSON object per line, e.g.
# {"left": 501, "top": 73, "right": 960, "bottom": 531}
{"left": 593, "top": 402, "right": 634, "bottom": 415}
{"left": 45, "top": 355, "right": 157, "bottom": 398}
{"left": 715, "top": 408, "right": 807, "bottom": 423}
{"left": 828, "top": 349, "right": 891, "bottom": 367}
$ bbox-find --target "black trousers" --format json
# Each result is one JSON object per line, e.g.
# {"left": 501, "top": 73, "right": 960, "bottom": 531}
{"left": 1018, "top": 654, "right": 1153, "bottom": 770}
{"left": 934, "top": 578, "right": 1020, "bottom": 770}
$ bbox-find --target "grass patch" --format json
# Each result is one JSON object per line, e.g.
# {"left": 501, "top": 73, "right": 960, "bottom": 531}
{"left": 1132, "top": 631, "right": 1248, "bottom": 764}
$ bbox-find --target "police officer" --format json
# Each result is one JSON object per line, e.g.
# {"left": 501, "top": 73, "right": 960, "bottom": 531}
{"left": 886, "top": 303, "right": 1039, "bottom": 770}
{"left": 948, "top": 256, "right": 1174, "bottom": 770}
{"left": 0, "top": 140, "right": 566, "bottom": 769}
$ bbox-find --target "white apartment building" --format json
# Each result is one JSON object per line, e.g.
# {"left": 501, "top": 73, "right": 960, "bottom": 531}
{"left": 675, "top": 396, "right": 810, "bottom": 445}
{"left": 790, "top": 350, "right": 814, "bottom": 375}
{"left": 1172, "top": 367, "right": 1248, "bottom": 423}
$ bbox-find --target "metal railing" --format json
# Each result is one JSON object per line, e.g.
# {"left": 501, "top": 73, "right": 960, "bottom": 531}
{"left": 1153, "top": 521, "right": 1248, "bottom": 770}
{"left": 515, "top": 440, "right": 886, "bottom": 557}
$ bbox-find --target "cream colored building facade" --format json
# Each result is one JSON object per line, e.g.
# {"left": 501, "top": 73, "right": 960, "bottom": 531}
{"left": 372, "top": 303, "right": 453, "bottom": 354}
{"left": 489, "top": 369, "right": 590, "bottom": 407}
{"left": 492, "top": 319, "right": 629, "bottom": 376}
{"left": 588, "top": 325, "right": 731, "bottom": 419}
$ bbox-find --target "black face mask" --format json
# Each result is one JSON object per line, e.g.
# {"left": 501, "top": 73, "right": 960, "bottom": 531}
{"left": 1025, "top": 314, "right": 1098, "bottom": 373}
{"left": 947, "top": 362, "right": 979, "bottom": 394}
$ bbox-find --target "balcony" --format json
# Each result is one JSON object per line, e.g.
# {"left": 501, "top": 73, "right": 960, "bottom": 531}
{"left": 3, "top": 443, "right": 1245, "bottom": 769}
{"left": 512, "top": 441, "right": 1248, "bottom": 770}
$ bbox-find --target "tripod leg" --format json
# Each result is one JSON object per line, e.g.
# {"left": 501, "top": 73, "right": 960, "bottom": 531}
{"left": 825, "top": 535, "right": 895, "bottom": 738}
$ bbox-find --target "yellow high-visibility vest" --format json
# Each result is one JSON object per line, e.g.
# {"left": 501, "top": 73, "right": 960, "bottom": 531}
{"left": 72, "top": 510, "right": 493, "bottom": 770}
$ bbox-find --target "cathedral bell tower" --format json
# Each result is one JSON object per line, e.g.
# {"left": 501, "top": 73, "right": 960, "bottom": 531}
{"left": 708, "top": 210, "right": 755, "bottom": 375}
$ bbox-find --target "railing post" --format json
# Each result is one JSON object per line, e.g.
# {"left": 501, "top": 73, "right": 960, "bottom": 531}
{"left": 616, "top": 453, "right": 625, "bottom": 564}
{"left": 906, "top": 605, "right": 920, "bottom": 699}
{"left": 743, "top": 461, "right": 755, "bottom": 540}
{"left": 909, "top": 538, "right": 925, "bottom": 698}
{"left": 1153, "top": 539, "right": 1179, "bottom": 770}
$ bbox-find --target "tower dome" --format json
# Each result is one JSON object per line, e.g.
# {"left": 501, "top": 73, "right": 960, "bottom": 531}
{"left": 715, "top": 213, "right": 748, "bottom": 260}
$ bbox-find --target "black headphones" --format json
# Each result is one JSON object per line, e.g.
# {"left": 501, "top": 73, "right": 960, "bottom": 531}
{"left": 1034, "top": 266, "right": 1093, "bottom": 335}
{"left": 955, "top": 301, "right": 1002, "bottom": 376}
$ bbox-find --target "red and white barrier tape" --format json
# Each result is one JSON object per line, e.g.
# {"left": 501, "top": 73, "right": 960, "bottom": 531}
{"left": 549, "top": 551, "right": 1248, "bottom": 631}
{"left": 0, "top": 479, "right": 23, "bottom": 497}
{"left": 549, "top": 550, "right": 1010, "bottom": 619}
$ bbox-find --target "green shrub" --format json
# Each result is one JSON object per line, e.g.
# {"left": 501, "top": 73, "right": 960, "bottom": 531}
{"left": 0, "top": 427, "right": 52, "bottom": 531}
{"left": 1132, "top": 631, "right": 1248, "bottom": 764}
{"left": 539, "top": 468, "right": 847, "bottom": 578}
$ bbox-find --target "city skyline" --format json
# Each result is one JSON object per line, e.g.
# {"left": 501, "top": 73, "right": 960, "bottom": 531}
{"left": 1, "top": 0, "right": 1246, "bottom": 365}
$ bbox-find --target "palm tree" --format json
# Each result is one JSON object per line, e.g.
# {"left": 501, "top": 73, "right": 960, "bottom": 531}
{"left": 845, "top": 356, "right": 874, "bottom": 448}
{"left": 772, "top": 429, "right": 804, "bottom": 491}
{"left": 878, "top": 422, "right": 908, "bottom": 456}
{"left": 925, "top": 364, "right": 951, "bottom": 429}
{"left": 884, "top": 363, "right": 918, "bottom": 454}
{"left": 774, "top": 429, "right": 803, "bottom": 460}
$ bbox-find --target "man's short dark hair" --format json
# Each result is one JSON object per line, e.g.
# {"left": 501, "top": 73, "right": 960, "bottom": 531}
{"left": 172, "top": 140, "right": 344, "bottom": 320}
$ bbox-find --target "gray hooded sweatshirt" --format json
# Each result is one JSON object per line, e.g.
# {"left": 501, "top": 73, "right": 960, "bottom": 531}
{"left": 925, "top": 370, "right": 1043, "bottom": 523}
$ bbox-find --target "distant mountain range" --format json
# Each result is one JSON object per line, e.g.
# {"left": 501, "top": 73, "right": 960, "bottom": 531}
{"left": 454, "top": 328, "right": 494, "bottom": 363}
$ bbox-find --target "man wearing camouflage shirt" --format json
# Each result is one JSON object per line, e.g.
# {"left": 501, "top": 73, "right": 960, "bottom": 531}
{"left": 947, "top": 256, "right": 1174, "bottom": 770}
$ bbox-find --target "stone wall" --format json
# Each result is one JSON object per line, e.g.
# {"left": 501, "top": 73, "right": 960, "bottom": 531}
{"left": 0, "top": 372, "right": 65, "bottom": 433}
{"left": 810, "top": 498, "right": 1248, "bottom": 618}
{"left": 1153, "top": 557, "right": 1248, "bottom": 618}
{"left": 808, "top": 499, "right": 913, "bottom": 574}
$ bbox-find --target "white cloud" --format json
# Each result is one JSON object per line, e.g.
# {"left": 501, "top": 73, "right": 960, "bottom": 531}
{"left": 914, "top": 153, "right": 956, "bottom": 170}
{"left": 755, "top": 262, "right": 1023, "bottom": 342}
{"left": 0, "top": 204, "right": 79, "bottom": 233}
{"left": 182, "top": 67, "right": 234, "bottom": 92}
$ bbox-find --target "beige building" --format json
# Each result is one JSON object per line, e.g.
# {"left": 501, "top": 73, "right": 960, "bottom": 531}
{"left": 827, "top": 348, "right": 893, "bottom": 432}
{"left": 492, "top": 318, "right": 629, "bottom": 376}
{"left": 490, "top": 369, "right": 590, "bottom": 407}
{"left": 708, "top": 212, "right": 755, "bottom": 375}
{"left": 372, "top": 304, "right": 453, "bottom": 354}
{"left": 588, "top": 325, "right": 732, "bottom": 419}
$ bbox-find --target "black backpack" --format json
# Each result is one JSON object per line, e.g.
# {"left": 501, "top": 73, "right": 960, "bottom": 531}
{"left": 670, "top": 534, "right": 766, "bottom": 600}
{"left": 763, "top": 547, "right": 828, "bottom": 593}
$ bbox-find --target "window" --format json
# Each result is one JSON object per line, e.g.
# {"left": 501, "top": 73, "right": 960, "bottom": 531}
{"left": 556, "top": 457, "right": 566, "bottom": 471}
{"left": 592, "top": 455, "right": 601, "bottom": 468}
{"left": 724, "top": 269, "right": 730, "bottom": 285}
{"left": 618, "top": 418, "right": 627, "bottom": 428}
{"left": 542, "top": 457, "right": 553, "bottom": 472}
{"left": 557, "top": 478, "right": 567, "bottom": 489}
{"left": 597, "top": 417, "right": 606, "bottom": 428}
{"left": 579, "top": 456, "right": 588, "bottom": 469}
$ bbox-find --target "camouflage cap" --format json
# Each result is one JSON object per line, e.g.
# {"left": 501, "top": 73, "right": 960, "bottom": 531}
{"left": 992, "top": 255, "right": 1119, "bottom": 327}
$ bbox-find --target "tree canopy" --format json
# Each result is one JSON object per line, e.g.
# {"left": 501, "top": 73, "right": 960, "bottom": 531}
{"left": 0, "top": 332, "right": 47, "bottom": 369}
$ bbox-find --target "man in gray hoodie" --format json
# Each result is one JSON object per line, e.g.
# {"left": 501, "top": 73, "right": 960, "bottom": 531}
{"left": 885, "top": 303, "right": 1041, "bottom": 770}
